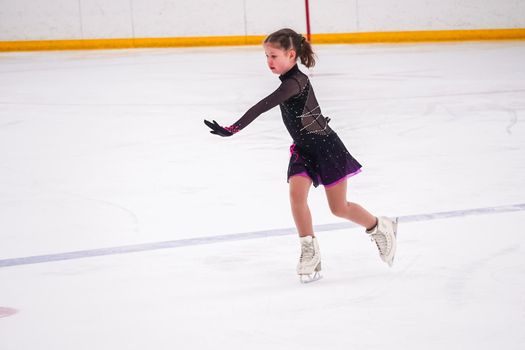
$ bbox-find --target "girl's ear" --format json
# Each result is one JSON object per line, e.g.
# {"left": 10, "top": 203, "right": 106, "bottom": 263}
{"left": 289, "top": 49, "right": 297, "bottom": 60}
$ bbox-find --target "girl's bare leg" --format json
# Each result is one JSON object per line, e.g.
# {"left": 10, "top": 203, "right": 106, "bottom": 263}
{"left": 289, "top": 175, "right": 314, "bottom": 237}
{"left": 325, "top": 179, "right": 377, "bottom": 230}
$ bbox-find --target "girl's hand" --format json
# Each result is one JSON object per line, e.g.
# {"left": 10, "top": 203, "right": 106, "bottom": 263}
{"left": 204, "top": 119, "right": 237, "bottom": 137}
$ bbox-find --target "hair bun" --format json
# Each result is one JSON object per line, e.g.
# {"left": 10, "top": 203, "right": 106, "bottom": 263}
{"left": 298, "top": 35, "right": 306, "bottom": 46}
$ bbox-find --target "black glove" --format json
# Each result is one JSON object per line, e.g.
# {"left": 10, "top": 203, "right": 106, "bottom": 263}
{"left": 204, "top": 119, "right": 234, "bottom": 137}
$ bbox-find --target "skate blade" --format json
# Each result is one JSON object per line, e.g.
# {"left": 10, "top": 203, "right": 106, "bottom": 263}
{"left": 388, "top": 217, "right": 399, "bottom": 267}
{"left": 299, "top": 271, "right": 322, "bottom": 284}
{"left": 393, "top": 217, "right": 399, "bottom": 237}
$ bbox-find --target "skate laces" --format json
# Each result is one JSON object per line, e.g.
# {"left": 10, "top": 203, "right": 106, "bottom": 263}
{"left": 370, "top": 233, "right": 390, "bottom": 256}
{"left": 300, "top": 241, "right": 315, "bottom": 262}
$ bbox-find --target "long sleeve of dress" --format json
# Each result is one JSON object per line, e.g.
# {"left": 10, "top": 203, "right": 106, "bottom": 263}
{"left": 227, "top": 77, "right": 302, "bottom": 133}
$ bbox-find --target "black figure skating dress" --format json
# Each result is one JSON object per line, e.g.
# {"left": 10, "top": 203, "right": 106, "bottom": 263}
{"left": 229, "top": 64, "right": 362, "bottom": 187}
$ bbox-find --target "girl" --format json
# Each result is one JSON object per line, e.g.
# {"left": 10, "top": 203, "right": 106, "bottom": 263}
{"left": 204, "top": 28, "right": 397, "bottom": 283}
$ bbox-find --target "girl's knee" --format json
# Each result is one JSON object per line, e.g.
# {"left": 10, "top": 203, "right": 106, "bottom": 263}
{"left": 329, "top": 202, "right": 347, "bottom": 218}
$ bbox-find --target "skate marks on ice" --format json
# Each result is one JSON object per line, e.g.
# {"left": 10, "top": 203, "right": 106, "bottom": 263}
{"left": 0, "top": 203, "right": 524, "bottom": 268}
{"left": 0, "top": 307, "right": 18, "bottom": 318}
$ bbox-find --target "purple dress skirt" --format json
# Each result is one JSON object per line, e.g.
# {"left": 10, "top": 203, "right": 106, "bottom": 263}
{"left": 287, "top": 133, "right": 362, "bottom": 188}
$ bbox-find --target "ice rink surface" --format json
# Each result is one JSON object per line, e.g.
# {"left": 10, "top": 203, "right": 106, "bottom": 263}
{"left": 1, "top": 41, "right": 524, "bottom": 349}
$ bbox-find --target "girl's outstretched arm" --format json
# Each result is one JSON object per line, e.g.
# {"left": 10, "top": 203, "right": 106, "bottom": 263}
{"left": 204, "top": 77, "right": 302, "bottom": 136}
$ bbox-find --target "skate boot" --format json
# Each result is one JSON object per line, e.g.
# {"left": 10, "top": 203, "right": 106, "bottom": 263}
{"left": 297, "top": 235, "right": 322, "bottom": 283}
{"left": 366, "top": 217, "right": 398, "bottom": 267}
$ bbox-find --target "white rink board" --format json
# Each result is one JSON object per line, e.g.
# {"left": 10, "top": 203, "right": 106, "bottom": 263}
{"left": 1, "top": 0, "right": 525, "bottom": 41}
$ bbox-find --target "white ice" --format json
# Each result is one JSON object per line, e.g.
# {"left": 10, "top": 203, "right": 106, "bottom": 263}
{"left": 0, "top": 42, "right": 524, "bottom": 349}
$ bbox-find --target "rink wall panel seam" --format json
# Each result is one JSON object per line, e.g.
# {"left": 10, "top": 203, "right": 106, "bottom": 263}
{"left": 1, "top": 29, "right": 525, "bottom": 52}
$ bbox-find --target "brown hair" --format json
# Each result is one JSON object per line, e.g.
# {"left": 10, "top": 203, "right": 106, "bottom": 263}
{"left": 264, "top": 28, "right": 316, "bottom": 68}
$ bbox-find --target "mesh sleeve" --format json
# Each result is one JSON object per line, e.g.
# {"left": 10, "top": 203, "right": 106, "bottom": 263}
{"left": 228, "top": 78, "right": 302, "bottom": 132}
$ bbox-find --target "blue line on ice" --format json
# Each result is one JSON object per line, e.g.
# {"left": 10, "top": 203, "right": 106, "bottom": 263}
{"left": 1, "top": 203, "right": 524, "bottom": 268}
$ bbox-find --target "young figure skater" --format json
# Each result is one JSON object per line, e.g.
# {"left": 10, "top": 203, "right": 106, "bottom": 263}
{"left": 205, "top": 28, "right": 397, "bottom": 283}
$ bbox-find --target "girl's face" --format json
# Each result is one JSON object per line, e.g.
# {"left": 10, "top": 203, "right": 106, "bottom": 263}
{"left": 264, "top": 43, "right": 297, "bottom": 75}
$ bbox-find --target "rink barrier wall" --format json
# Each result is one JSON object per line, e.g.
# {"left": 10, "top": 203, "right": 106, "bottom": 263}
{"left": 0, "top": 203, "right": 524, "bottom": 268}
{"left": 1, "top": 28, "right": 525, "bottom": 52}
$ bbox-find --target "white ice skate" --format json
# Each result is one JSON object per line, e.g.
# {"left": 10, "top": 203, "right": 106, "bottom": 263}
{"left": 297, "top": 236, "right": 322, "bottom": 283}
{"left": 366, "top": 217, "right": 398, "bottom": 267}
